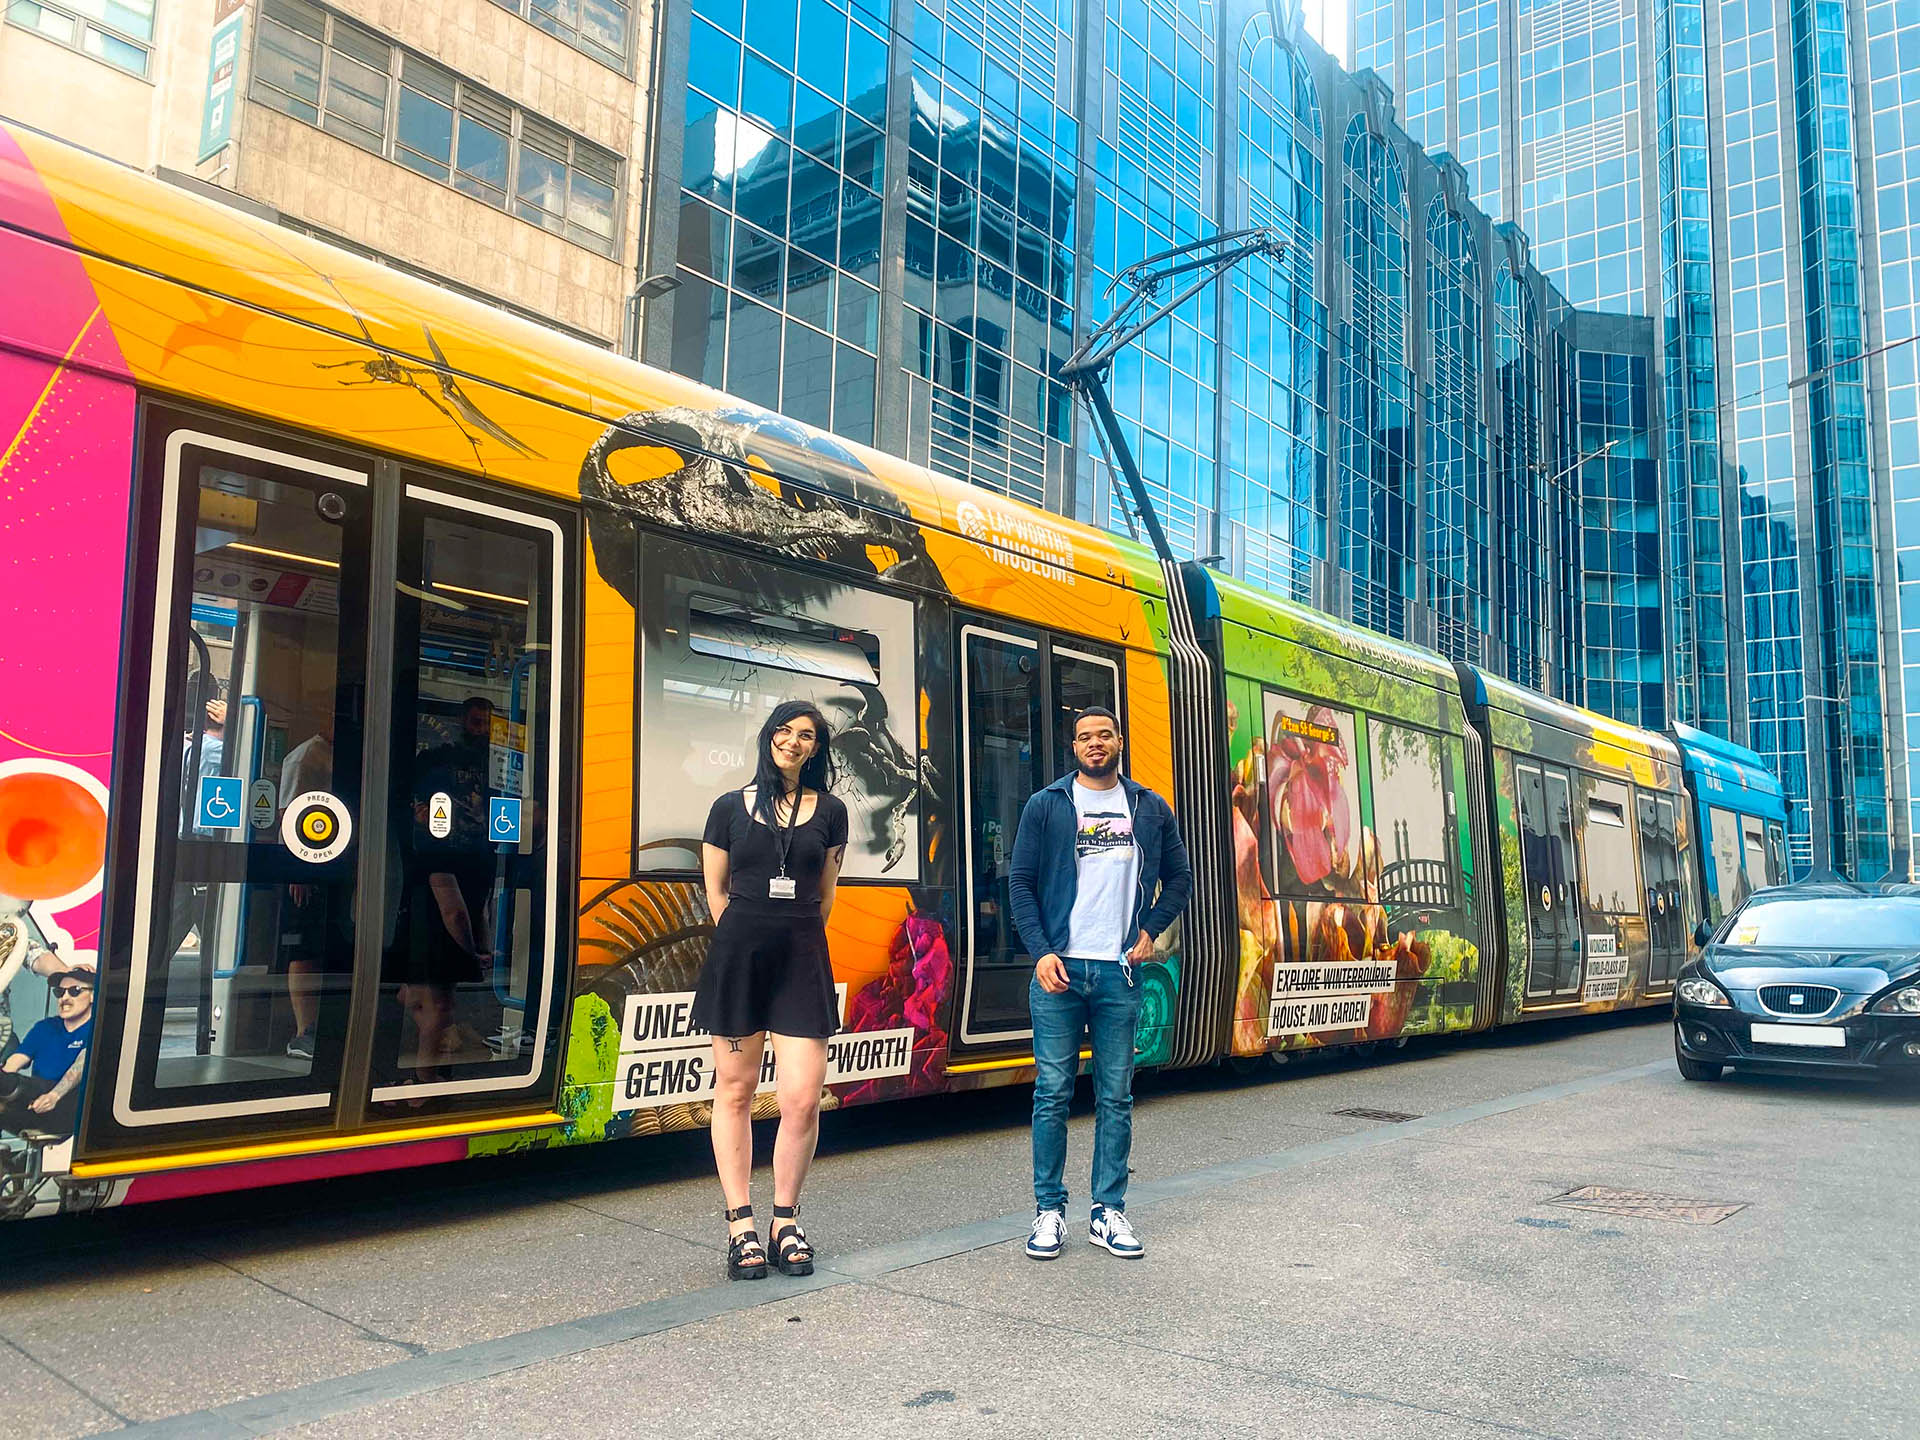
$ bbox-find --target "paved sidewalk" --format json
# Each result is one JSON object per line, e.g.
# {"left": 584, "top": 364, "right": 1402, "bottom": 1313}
{"left": 5, "top": 1015, "right": 1916, "bottom": 1439}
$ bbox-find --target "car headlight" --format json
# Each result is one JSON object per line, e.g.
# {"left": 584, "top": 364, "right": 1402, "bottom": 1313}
{"left": 1870, "top": 986, "right": 1920, "bottom": 1015}
{"left": 1677, "top": 977, "right": 1732, "bottom": 1008}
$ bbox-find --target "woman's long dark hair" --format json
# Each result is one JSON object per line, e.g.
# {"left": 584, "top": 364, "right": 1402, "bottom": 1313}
{"left": 750, "top": 700, "right": 835, "bottom": 825}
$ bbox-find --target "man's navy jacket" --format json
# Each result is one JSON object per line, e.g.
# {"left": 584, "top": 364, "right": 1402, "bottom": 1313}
{"left": 1006, "top": 772, "right": 1194, "bottom": 961}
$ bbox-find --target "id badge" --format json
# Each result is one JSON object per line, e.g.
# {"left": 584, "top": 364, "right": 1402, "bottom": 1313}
{"left": 768, "top": 875, "right": 797, "bottom": 900}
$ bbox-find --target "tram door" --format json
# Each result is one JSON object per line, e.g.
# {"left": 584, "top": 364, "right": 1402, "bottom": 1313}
{"left": 1636, "top": 792, "right": 1683, "bottom": 987}
{"left": 1515, "top": 761, "right": 1582, "bottom": 998}
{"left": 952, "top": 620, "right": 1123, "bottom": 1050}
{"left": 90, "top": 415, "right": 570, "bottom": 1152}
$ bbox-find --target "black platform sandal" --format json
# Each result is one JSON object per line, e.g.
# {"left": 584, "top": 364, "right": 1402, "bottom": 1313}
{"left": 770, "top": 1203, "right": 814, "bottom": 1276}
{"left": 725, "top": 1204, "right": 767, "bottom": 1281}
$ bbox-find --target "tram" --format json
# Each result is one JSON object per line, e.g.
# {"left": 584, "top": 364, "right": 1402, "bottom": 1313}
{"left": 0, "top": 125, "right": 1783, "bottom": 1219}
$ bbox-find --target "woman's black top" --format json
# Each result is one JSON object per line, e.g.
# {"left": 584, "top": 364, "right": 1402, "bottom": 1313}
{"left": 702, "top": 788, "right": 849, "bottom": 904}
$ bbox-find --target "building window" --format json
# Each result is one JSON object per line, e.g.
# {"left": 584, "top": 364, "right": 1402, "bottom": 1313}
{"left": 5, "top": 0, "right": 155, "bottom": 78}
{"left": 666, "top": 0, "right": 891, "bottom": 446}
{"left": 488, "top": 0, "right": 630, "bottom": 72}
{"left": 250, "top": 0, "right": 624, "bottom": 257}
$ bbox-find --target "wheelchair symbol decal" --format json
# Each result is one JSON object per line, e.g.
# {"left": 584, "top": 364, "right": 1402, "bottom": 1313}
{"left": 196, "top": 776, "right": 243, "bottom": 831}
{"left": 489, "top": 797, "right": 521, "bottom": 845}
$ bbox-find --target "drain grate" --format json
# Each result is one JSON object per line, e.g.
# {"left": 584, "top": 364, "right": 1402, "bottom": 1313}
{"left": 1545, "top": 1185, "right": 1747, "bottom": 1226}
{"left": 1332, "top": 1107, "right": 1422, "bottom": 1123}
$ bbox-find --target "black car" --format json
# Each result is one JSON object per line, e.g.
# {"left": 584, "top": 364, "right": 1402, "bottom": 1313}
{"left": 1674, "top": 881, "right": 1920, "bottom": 1080}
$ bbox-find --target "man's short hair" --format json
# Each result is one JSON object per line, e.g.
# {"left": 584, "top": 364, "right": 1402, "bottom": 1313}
{"left": 1072, "top": 705, "right": 1121, "bottom": 736}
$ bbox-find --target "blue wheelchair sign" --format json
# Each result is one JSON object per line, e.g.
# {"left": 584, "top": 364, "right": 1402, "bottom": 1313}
{"left": 489, "top": 797, "right": 522, "bottom": 845}
{"left": 196, "top": 775, "right": 244, "bottom": 831}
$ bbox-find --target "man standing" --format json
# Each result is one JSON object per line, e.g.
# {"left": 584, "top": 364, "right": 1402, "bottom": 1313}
{"left": 1008, "top": 706, "right": 1192, "bottom": 1260}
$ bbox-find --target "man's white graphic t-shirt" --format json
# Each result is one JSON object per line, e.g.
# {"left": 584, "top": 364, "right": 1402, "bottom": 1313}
{"left": 1064, "top": 779, "right": 1139, "bottom": 962}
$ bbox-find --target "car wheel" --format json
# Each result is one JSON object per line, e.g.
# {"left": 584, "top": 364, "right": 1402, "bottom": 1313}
{"left": 1674, "top": 1029, "right": 1724, "bottom": 1082}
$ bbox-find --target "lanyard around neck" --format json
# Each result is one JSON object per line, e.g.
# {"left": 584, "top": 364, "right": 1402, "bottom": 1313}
{"left": 766, "top": 785, "right": 803, "bottom": 877}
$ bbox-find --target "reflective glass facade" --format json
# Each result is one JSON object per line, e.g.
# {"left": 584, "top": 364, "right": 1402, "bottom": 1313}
{"left": 1789, "top": 0, "right": 1886, "bottom": 876}
{"left": 648, "top": 2, "right": 1595, "bottom": 699}
{"left": 1354, "top": 0, "right": 1909, "bottom": 875}
{"left": 669, "top": 0, "right": 890, "bottom": 441}
{"left": 1864, "top": 0, "right": 1920, "bottom": 854}
{"left": 1572, "top": 326, "right": 1663, "bottom": 728}
{"left": 1086, "top": 0, "right": 1218, "bottom": 559}
{"left": 903, "top": 0, "right": 1079, "bottom": 504}
{"left": 1339, "top": 116, "right": 1416, "bottom": 639}
{"left": 1226, "top": 13, "right": 1328, "bottom": 602}
{"left": 1424, "top": 201, "right": 1489, "bottom": 657}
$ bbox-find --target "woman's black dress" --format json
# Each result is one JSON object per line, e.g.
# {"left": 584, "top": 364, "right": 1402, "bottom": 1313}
{"left": 690, "top": 788, "right": 848, "bottom": 1039}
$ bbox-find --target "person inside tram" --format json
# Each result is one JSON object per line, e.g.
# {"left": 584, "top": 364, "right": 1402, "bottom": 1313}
{"left": 280, "top": 713, "right": 342, "bottom": 1061}
{"left": 164, "top": 696, "right": 229, "bottom": 966}
{"left": 388, "top": 697, "right": 497, "bottom": 1082}
{"left": 0, "top": 963, "right": 94, "bottom": 1140}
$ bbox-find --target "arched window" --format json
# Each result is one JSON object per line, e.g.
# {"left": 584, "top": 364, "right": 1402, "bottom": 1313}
{"left": 1227, "top": 14, "right": 1327, "bottom": 601}
{"left": 1423, "top": 200, "right": 1488, "bottom": 662}
{"left": 1337, "top": 117, "right": 1413, "bottom": 639}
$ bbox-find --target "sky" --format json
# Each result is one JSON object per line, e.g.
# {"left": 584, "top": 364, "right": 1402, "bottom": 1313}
{"left": 1300, "top": 0, "right": 1350, "bottom": 67}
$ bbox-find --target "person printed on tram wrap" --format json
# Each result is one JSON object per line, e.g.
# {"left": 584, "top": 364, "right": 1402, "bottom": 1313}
{"left": 0, "top": 963, "right": 94, "bottom": 1140}
{"left": 1008, "top": 706, "right": 1192, "bottom": 1262}
{"left": 691, "top": 700, "right": 849, "bottom": 1281}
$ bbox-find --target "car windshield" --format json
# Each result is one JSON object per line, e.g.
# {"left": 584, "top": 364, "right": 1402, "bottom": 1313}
{"left": 1725, "top": 896, "right": 1920, "bottom": 949}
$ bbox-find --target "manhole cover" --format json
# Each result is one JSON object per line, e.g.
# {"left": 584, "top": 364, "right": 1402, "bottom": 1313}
{"left": 1332, "top": 1107, "right": 1422, "bottom": 1123}
{"left": 1546, "top": 1185, "right": 1747, "bottom": 1225}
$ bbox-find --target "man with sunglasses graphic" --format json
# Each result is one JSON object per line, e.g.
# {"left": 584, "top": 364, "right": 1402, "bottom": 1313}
{"left": 0, "top": 964, "right": 93, "bottom": 1140}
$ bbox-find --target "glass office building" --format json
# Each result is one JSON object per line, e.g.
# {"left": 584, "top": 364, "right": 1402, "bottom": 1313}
{"left": 1355, "top": 0, "right": 1908, "bottom": 877}
{"left": 643, "top": 0, "right": 1602, "bottom": 696}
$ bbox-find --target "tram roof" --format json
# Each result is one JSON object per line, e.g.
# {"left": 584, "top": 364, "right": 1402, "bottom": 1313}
{"left": 1202, "top": 570, "right": 1461, "bottom": 691}
{"left": 0, "top": 123, "right": 1171, "bottom": 606}
{"left": 1670, "top": 723, "right": 1788, "bottom": 817}
{"left": 1463, "top": 664, "right": 1681, "bottom": 767}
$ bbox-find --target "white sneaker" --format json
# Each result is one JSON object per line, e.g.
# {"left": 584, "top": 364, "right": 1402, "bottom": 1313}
{"left": 1089, "top": 1205, "right": 1143, "bottom": 1258}
{"left": 1026, "top": 1208, "right": 1066, "bottom": 1260}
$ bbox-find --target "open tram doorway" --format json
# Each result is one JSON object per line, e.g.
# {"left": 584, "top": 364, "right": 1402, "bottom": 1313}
{"left": 84, "top": 411, "right": 574, "bottom": 1157}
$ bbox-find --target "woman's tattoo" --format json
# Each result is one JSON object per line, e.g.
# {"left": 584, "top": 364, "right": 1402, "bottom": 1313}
{"left": 726, "top": 1037, "right": 743, "bottom": 1053}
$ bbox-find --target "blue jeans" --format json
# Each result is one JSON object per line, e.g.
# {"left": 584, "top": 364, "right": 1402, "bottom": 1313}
{"left": 1030, "top": 958, "right": 1143, "bottom": 1212}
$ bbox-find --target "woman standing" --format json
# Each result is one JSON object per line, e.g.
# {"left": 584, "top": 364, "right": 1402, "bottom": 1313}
{"left": 693, "top": 700, "right": 848, "bottom": 1280}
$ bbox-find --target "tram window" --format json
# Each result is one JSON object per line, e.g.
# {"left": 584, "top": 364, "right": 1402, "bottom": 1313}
{"left": 1581, "top": 784, "right": 1641, "bottom": 916}
{"left": 1517, "top": 762, "right": 1579, "bottom": 995}
{"left": 131, "top": 450, "right": 368, "bottom": 1108}
{"left": 1765, "top": 822, "right": 1786, "bottom": 884}
{"left": 1637, "top": 791, "right": 1683, "bottom": 977}
{"left": 959, "top": 628, "right": 1047, "bottom": 1039}
{"left": 1367, "top": 720, "right": 1455, "bottom": 921}
{"left": 635, "top": 534, "right": 921, "bottom": 880}
{"left": 1743, "top": 820, "right": 1772, "bottom": 894}
{"left": 372, "top": 496, "right": 558, "bottom": 1101}
{"left": 1708, "top": 805, "right": 1747, "bottom": 919}
{"left": 1051, "top": 647, "right": 1122, "bottom": 775}
{"left": 687, "top": 601, "right": 880, "bottom": 685}
{"left": 1262, "top": 691, "right": 1363, "bottom": 900}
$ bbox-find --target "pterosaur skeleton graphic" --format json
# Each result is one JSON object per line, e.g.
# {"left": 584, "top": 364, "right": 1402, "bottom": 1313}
{"left": 311, "top": 300, "right": 537, "bottom": 468}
